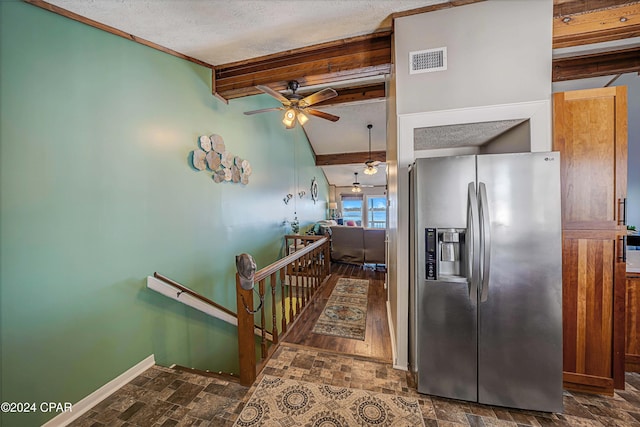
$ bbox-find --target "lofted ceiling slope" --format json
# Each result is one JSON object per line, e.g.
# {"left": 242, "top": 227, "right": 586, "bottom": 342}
{"left": 29, "top": 0, "right": 640, "bottom": 187}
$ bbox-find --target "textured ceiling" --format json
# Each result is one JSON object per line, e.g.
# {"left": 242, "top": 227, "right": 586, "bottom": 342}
{"left": 44, "top": 0, "right": 449, "bottom": 186}
{"left": 42, "top": 1, "right": 572, "bottom": 187}
{"left": 414, "top": 119, "right": 528, "bottom": 150}
{"left": 47, "top": 0, "right": 445, "bottom": 65}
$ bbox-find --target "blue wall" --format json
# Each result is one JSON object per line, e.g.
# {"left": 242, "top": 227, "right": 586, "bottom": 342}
{"left": 0, "top": 3, "right": 328, "bottom": 425}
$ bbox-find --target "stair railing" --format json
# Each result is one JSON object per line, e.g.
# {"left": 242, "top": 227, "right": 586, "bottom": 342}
{"left": 236, "top": 234, "right": 330, "bottom": 386}
{"left": 148, "top": 272, "right": 273, "bottom": 341}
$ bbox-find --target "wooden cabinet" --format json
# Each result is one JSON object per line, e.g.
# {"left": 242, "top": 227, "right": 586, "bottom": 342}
{"left": 553, "top": 86, "right": 628, "bottom": 394}
{"left": 627, "top": 274, "right": 640, "bottom": 372}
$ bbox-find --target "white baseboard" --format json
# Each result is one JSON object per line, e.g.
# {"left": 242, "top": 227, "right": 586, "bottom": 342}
{"left": 42, "top": 354, "right": 155, "bottom": 427}
{"left": 386, "top": 300, "right": 406, "bottom": 371}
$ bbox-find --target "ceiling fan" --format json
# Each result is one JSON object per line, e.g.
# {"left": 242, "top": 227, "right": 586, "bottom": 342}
{"left": 351, "top": 172, "right": 375, "bottom": 193}
{"left": 244, "top": 80, "right": 340, "bottom": 129}
{"left": 363, "top": 123, "right": 380, "bottom": 175}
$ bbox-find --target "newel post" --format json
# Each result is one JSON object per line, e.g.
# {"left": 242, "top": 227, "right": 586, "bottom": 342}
{"left": 236, "top": 273, "right": 256, "bottom": 386}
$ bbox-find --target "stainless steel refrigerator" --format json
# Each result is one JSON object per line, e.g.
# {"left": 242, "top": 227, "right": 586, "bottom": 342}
{"left": 409, "top": 152, "right": 563, "bottom": 413}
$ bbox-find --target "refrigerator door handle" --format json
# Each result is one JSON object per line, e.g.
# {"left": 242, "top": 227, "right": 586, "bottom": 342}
{"left": 479, "top": 182, "right": 491, "bottom": 302}
{"left": 467, "top": 182, "right": 480, "bottom": 303}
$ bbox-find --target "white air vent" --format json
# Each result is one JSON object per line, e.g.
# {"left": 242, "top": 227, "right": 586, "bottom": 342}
{"left": 409, "top": 47, "right": 447, "bottom": 74}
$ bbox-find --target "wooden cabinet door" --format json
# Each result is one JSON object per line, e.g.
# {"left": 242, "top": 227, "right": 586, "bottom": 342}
{"left": 562, "top": 231, "right": 616, "bottom": 393}
{"left": 553, "top": 87, "right": 627, "bottom": 231}
{"left": 554, "top": 86, "right": 628, "bottom": 395}
{"left": 627, "top": 276, "right": 640, "bottom": 372}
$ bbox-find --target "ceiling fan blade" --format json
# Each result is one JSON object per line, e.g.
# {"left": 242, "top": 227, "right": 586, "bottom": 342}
{"left": 243, "top": 107, "right": 284, "bottom": 115}
{"left": 305, "top": 108, "right": 340, "bottom": 122}
{"left": 256, "top": 85, "right": 291, "bottom": 105}
{"left": 300, "top": 88, "right": 338, "bottom": 107}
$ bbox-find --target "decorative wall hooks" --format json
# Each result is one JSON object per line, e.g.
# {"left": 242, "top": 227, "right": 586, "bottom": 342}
{"left": 284, "top": 194, "right": 293, "bottom": 204}
{"left": 190, "top": 134, "right": 251, "bottom": 185}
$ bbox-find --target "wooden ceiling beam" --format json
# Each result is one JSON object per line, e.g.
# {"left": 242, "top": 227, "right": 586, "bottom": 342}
{"left": 553, "top": 0, "right": 636, "bottom": 17}
{"left": 316, "top": 151, "right": 386, "bottom": 166}
{"left": 552, "top": 46, "right": 640, "bottom": 81}
{"left": 391, "top": 0, "right": 486, "bottom": 20}
{"left": 297, "top": 83, "right": 386, "bottom": 108}
{"left": 213, "top": 32, "right": 392, "bottom": 100}
{"left": 553, "top": 2, "right": 640, "bottom": 48}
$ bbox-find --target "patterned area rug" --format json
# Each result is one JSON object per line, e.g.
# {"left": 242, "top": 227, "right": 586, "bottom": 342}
{"left": 312, "top": 278, "right": 369, "bottom": 340}
{"left": 233, "top": 375, "right": 425, "bottom": 427}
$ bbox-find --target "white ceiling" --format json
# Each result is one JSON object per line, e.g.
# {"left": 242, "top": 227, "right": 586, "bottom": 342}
{"left": 46, "top": 0, "right": 443, "bottom": 186}
{"left": 43, "top": 1, "right": 637, "bottom": 187}
{"left": 48, "top": 0, "right": 443, "bottom": 65}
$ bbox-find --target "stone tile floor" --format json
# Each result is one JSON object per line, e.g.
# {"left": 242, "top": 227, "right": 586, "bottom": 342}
{"left": 70, "top": 343, "right": 640, "bottom": 426}
{"left": 68, "top": 366, "right": 247, "bottom": 427}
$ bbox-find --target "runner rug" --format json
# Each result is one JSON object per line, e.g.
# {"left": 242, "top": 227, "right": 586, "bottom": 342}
{"left": 233, "top": 375, "right": 425, "bottom": 427}
{"left": 311, "top": 277, "right": 369, "bottom": 341}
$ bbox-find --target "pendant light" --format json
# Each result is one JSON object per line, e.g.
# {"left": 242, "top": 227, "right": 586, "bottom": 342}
{"left": 351, "top": 172, "right": 362, "bottom": 193}
{"left": 363, "top": 123, "right": 378, "bottom": 175}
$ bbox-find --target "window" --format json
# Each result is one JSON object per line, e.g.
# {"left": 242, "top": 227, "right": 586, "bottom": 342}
{"left": 366, "top": 196, "right": 387, "bottom": 228}
{"left": 341, "top": 195, "right": 363, "bottom": 226}
{"left": 340, "top": 193, "right": 387, "bottom": 228}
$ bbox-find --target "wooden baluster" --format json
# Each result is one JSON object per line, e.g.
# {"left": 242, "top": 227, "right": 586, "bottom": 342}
{"left": 296, "top": 258, "right": 302, "bottom": 316}
{"left": 311, "top": 249, "right": 315, "bottom": 296}
{"left": 259, "top": 279, "right": 267, "bottom": 359}
{"left": 271, "top": 272, "right": 278, "bottom": 344}
{"left": 308, "top": 250, "right": 313, "bottom": 299}
{"left": 281, "top": 267, "right": 287, "bottom": 334}
{"left": 290, "top": 259, "right": 296, "bottom": 321}
{"left": 302, "top": 251, "right": 308, "bottom": 308}
{"left": 308, "top": 250, "right": 313, "bottom": 300}
{"left": 316, "top": 247, "right": 321, "bottom": 290}
{"left": 325, "top": 239, "right": 331, "bottom": 277}
{"left": 313, "top": 249, "right": 322, "bottom": 293}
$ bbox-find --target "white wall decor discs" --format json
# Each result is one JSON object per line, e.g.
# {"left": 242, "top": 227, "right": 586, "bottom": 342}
{"left": 189, "top": 134, "right": 251, "bottom": 185}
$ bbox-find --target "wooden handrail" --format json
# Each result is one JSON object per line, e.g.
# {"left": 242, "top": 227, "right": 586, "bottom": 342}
{"left": 236, "top": 235, "right": 331, "bottom": 386}
{"left": 154, "top": 272, "right": 237, "bottom": 318}
{"left": 150, "top": 272, "right": 273, "bottom": 342}
{"left": 254, "top": 236, "right": 328, "bottom": 282}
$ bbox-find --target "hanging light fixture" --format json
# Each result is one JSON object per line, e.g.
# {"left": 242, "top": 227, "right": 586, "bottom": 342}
{"left": 351, "top": 172, "right": 362, "bottom": 193}
{"left": 296, "top": 110, "right": 308, "bottom": 126}
{"left": 363, "top": 123, "right": 378, "bottom": 175}
{"left": 282, "top": 108, "right": 296, "bottom": 128}
{"left": 281, "top": 108, "right": 309, "bottom": 129}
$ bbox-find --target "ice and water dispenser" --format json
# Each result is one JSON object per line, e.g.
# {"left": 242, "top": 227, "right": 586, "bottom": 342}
{"left": 425, "top": 228, "right": 467, "bottom": 281}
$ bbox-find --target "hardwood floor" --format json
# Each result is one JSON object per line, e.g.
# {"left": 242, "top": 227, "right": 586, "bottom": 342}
{"left": 283, "top": 262, "right": 392, "bottom": 362}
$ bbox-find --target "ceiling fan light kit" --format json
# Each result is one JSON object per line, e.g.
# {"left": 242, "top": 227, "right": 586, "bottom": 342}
{"left": 244, "top": 80, "right": 339, "bottom": 129}
{"left": 282, "top": 108, "right": 296, "bottom": 128}
{"left": 364, "top": 163, "right": 378, "bottom": 175}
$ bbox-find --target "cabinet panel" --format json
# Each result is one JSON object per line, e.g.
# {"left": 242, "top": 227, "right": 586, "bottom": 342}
{"left": 627, "top": 276, "right": 640, "bottom": 372}
{"left": 562, "top": 234, "right": 614, "bottom": 378}
{"left": 553, "top": 87, "right": 628, "bottom": 231}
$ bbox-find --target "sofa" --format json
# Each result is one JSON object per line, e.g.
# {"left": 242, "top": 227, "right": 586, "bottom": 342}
{"left": 329, "top": 225, "right": 385, "bottom": 265}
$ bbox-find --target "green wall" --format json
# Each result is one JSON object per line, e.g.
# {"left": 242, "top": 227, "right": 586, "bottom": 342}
{"left": 0, "top": 3, "right": 328, "bottom": 425}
